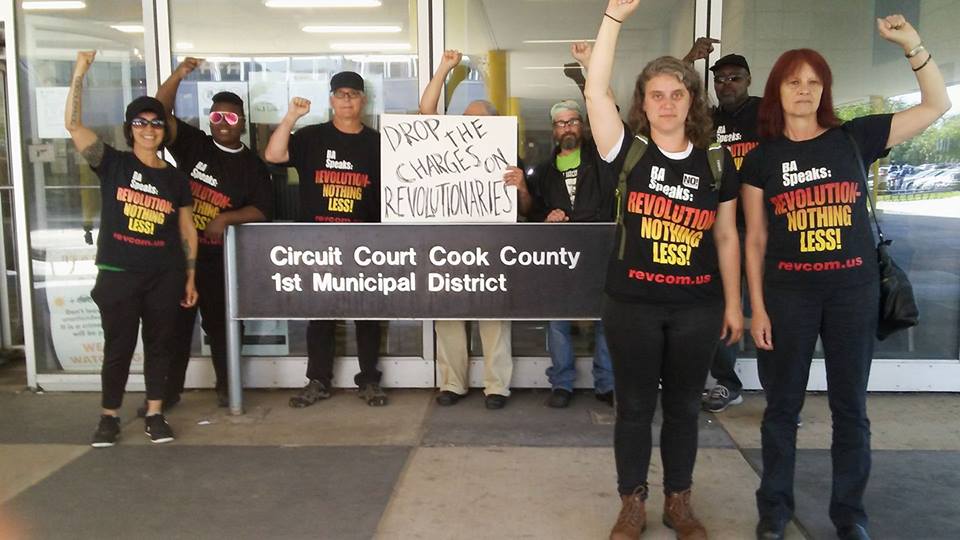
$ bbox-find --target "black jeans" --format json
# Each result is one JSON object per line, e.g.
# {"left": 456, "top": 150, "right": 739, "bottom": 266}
{"left": 167, "top": 260, "right": 241, "bottom": 398}
{"left": 306, "top": 320, "right": 383, "bottom": 388}
{"left": 710, "top": 341, "right": 742, "bottom": 392}
{"left": 91, "top": 269, "right": 183, "bottom": 410}
{"left": 756, "top": 281, "right": 878, "bottom": 529}
{"left": 603, "top": 296, "right": 723, "bottom": 495}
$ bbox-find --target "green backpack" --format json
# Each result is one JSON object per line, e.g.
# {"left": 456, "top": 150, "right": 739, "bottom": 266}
{"left": 614, "top": 135, "right": 726, "bottom": 259}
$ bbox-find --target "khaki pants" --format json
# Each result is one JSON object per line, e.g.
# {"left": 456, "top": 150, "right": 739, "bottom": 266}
{"left": 435, "top": 320, "right": 512, "bottom": 396}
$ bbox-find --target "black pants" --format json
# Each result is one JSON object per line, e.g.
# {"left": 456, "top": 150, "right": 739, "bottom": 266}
{"left": 756, "top": 281, "right": 878, "bottom": 530}
{"left": 710, "top": 341, "right": 742, "bottom": 392}
{"left": 91, "top": 269, "right": 184, "bottom": 410}
{"left": 603, "top": 296, "right": 723, "bottom": 495}
{"left": 306, "top": 320, "right": 383, "bottom": 388}
{"left": 167, "top": 260, "right": 239, "bottom": 398}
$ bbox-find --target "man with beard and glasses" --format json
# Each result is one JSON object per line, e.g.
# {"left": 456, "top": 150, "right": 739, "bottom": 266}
{"left": 685, "top": 43, "right": 762, "bottom": 414}
{"left": 526, "top": 98, "right": 615, "bottom": 409}
{"left": 150, "top": 57, "right": 273, "bottom": 412}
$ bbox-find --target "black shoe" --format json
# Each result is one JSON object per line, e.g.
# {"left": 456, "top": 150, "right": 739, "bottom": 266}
{"left": 216, "top": 386, "right": 229, "bottom": 408}
{"left": 702, "top": 384, "right": 743, "bottom": 412}
{"left": 136, "top": 394, "right": 181, "bottom": 418}
{"left": 435, "top": 390, "right": 464, "bottom": 406}
{"left": 358, "top": 382, "right": 388, "bottom": 406}
{"left": 91, "top": 415, "right": 121, "bottom": 448}
{"left": 595, "top": 391, "right": 614, "bottom": 406}
{"left": 837, "top": 524, "right": 871, "bottom": 540}
{"left": 547, "top": 389, "right": 573, "bottom": 408}
{"left": 144, "top": 414, "right": 175, "bottom": 444}
{"left": 289, "top": 380, "right": 331, "bottom": 408}
{"left": 485, "top": 394, "right": 508, "bottom": 410}
{"left": 756, "top": 517, "right": 786, "bottom": 540}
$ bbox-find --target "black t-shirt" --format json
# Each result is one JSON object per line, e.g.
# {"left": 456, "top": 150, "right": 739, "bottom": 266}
{"left": 713, "top": 96, "right": 761, "bottom": 171}
{"left": 92, "top": 145, "right": 193, "bottom": 271}
{"left": 288, "top": 121, "right": 380, "bottom": 223}
{"left": 168, "top": 119, "right": 273, "bottom": 262}
{"left": 741, "top": 114, "right": 893, "bottom": 289}
{"left": 602, "top": 126, "right": 740, "bottom": 304}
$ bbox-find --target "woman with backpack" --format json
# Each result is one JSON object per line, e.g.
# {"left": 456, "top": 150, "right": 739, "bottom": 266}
{"left": 586, "top": 1, "right": 742, "bottom": 538}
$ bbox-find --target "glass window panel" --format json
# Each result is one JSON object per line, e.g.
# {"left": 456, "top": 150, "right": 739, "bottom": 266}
{"left": 444, "top": 0, "right": 695, "bottom": 356}
{"left": 17, "top": 1, "right": 147, "bottom": 373}
{"left": 169, "top": 0, "right": 423, "bottom": 357}
{"left": 723, "top": 0, "right": 960, "bottom": 360}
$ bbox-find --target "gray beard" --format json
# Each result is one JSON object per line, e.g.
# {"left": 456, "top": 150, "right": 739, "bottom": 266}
{"left": 559, "top": 135, "right": 579, "bottom": 151}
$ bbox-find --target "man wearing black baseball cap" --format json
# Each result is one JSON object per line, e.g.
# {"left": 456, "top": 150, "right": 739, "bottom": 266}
{"left": 685, "top": 42, "right": 761, "bottom": 414}
{"left": 264, "top": 71, "right": 387, "bottom": 409}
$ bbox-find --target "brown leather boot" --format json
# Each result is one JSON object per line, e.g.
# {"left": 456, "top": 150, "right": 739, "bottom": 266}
{"left": 663, "top": 489, "right": 707, "bottom": 539}
{"left": 609, "top": 485, "right": 647, "bottom": 540}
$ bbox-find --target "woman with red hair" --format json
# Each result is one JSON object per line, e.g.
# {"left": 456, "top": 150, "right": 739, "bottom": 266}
{"left": 742, "top": 15, "right": 950, "bottom": 540}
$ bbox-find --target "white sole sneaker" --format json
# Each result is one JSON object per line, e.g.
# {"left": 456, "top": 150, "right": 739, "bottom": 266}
{"left": 146, "top": 433, "right": 174, "bottom": 444}
{"left": 90, "top": 441, "right": 116, "bottom": 448}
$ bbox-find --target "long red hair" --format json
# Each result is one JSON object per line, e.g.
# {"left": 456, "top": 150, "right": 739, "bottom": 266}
{"left": 758, "top": 48, "right": 841, "bottom": 140}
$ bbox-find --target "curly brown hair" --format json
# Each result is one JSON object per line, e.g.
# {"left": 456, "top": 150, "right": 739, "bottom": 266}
{"left": 626, "top": 56, "right": 713, "bottom": 148}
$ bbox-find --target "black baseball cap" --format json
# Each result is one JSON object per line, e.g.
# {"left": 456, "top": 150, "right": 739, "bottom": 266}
{"left": 330, "top": 71, "right": 364, "bottom": 92}
{"left": 710, "top": 53, "right": 750, "bottom": 74}
{"left": 125, "top": 96, "right": 166, "bottom": 123}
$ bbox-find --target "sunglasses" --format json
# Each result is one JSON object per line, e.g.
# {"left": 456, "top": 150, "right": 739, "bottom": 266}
{"left": 130, "top": 117, "right": 165, "bottom": 129}
{"left": 209, "top": 111, "right": 241, "bottom": 126}
{"left": 331, "top": 90, "right": 363, "bottom": 100}
{"left": 714, "top": 75, "right": 746, "bottom": 84}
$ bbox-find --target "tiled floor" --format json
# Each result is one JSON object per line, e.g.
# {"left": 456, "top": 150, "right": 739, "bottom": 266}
{"left": 1, "top": 360, "right": 957, "bottom": 539}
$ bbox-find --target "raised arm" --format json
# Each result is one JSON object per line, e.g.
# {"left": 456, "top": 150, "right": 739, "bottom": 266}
{"left": 419, "top": 50, "right": 463, "bottom": 115}
{"left": 877, "top": 15, "right": 951, "bottom": 148}
{"left": 571, "top": 41, "right": 617, "bottom": 103}
{"left": 65, "top": 51, "right": 104, "bottom": 167}
{"left": 155, "top": 57, "right": 202, "bottom": 145}
{"left": 585, "top": 0, "right": 640, "bottom": 157}
{"left": 682, "top": 37, "right": 720, "bottom": 64}
{"left": 742, "top": 184, "right": 772, "bottom": 350}
{"left": 264, "top": 97, "right": 311, "bottom": 164}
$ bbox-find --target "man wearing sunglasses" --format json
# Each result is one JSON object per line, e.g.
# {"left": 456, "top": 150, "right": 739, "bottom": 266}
{"left": 525, "top": 98, "right": 615, "bottom": 409}
{"left": 151, "top": 57, "right": 274, "bottom": 411}
{"left": 264, "top": 71, "right": 388, "bottom": 409}
{"left": 685, "top": 44, "right": 761, "bottom": 414}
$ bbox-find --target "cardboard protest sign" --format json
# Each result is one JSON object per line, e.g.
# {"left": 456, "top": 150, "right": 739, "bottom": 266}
{"left": 380, "top": 114, "right": 518, "bottom": 223}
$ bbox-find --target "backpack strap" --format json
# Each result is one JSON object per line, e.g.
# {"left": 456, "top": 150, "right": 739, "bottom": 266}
{"left": 615, "top": 134, "right": 648, "bottom": 259}
{"left": 706, "top": 142, "right": 725, "bottom": 191}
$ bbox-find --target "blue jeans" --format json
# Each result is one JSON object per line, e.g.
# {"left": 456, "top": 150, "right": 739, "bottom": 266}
{"left": 756, "top": 281, "right": 878, "bottom": 530}
{"left": 546, "top": 321, "right": 614, "bottom": 394}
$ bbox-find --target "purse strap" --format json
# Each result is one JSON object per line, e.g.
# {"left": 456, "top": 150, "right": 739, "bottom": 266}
{"left": 844, "top": 130, "right": 885, "bottom": 244}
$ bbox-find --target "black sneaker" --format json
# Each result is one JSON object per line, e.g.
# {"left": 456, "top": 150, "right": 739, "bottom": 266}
{"left": 144, "top": 414, "right": 175, "bottom": 444}
{"left": 288, "top": 379, "right": 331, "bottom": 408}
{"left": 485, "top": 394, "right": 508, "bottom": 410}
{"left": 358, "top": 382, "right": 388, "bottom": 406}
{"left": 702, "top": 384, "right": 743, "bottom": 413}
{"left": 547, "top": 389, "right": 573, "bottom": 408}
{"left": 136, "top": 394, "right": 181, "bottom": 418}
{"left": 91, "top": 415, "right": 121, "bottom": 448}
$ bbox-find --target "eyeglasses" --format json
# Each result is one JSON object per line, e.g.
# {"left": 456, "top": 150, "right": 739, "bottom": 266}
{"left": 130, "top": 117, "right": 165, "bottom": 129}
{"left": 209, "top": 111, "right": 241, "bottom": 126}
{"left": 714, "top": 75, "right": 746, "bottom": 84}
{"left": 552, "top": 118, "right": 582, "bottom": 129}
{"left": 332, "top": 90, "right": 363, "bottom": 100}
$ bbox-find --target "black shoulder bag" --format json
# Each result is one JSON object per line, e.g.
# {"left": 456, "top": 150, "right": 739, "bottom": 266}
{"left": 846, "top": 132, "right": 919, "bottom": 340}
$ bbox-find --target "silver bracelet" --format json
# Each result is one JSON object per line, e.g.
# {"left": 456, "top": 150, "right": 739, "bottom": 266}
{"left": 905, "top": 43, "right": 925, "bottom": 58}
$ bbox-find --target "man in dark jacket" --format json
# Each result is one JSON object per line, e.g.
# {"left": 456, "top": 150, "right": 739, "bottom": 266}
{"left": 528, "top": 100, "right": 614, "bottom": 408}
